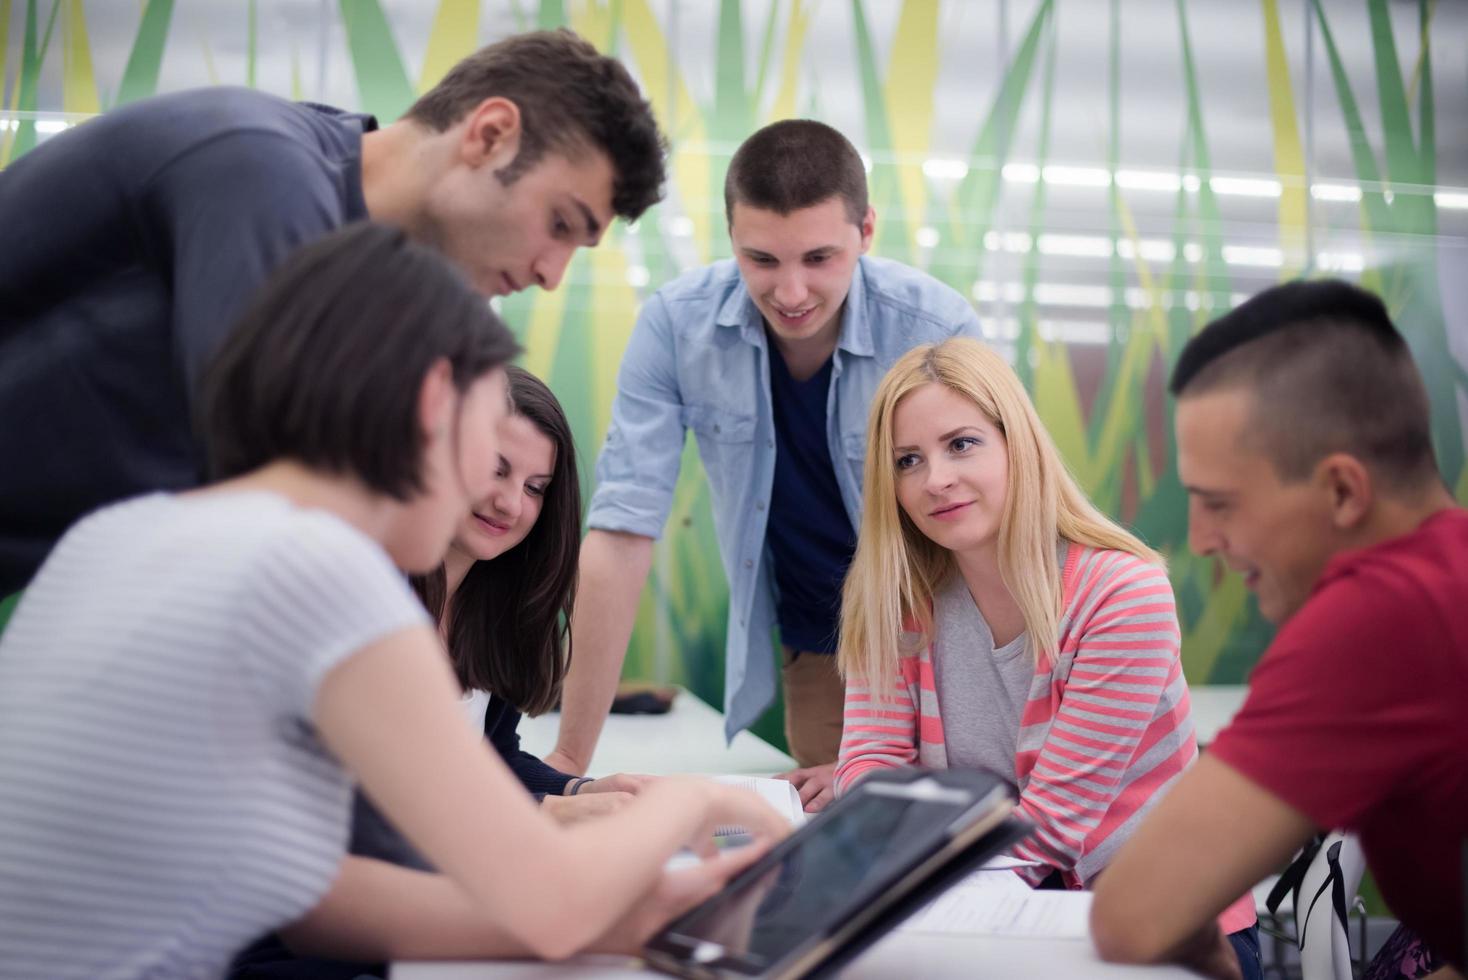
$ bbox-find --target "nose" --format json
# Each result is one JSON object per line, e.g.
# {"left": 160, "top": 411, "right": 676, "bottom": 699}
{"left": 531, "top": 244, "right": 576, "bottom": 292}
{"left": 490, "top": 481, "right": 523, "bottom": 522}
{"left": 1186, "top": 501, "right": 1220, "bottom": 557}
{"left": 772, "top": 268, "right": 808, "bottom": 309}
{"left": 924, "top": 457, "right": 957, "bottom": 496}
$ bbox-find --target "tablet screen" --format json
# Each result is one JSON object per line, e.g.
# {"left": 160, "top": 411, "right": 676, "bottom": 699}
{"left": 657, "top": 780, "right": 986, "bottom": 972}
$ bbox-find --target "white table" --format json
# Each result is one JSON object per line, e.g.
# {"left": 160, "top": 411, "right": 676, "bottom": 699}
{"left": 515, "top": 688, "right": 796, "bottom": 776}
{"left": 391, "top": 932, "right": 1196, "bottom": 979}
{"left": 1189, "top": 685, "right": 1248, "bottom": 746}
{"left": 395, "top": 688, "right": 1196, "bottom": 979}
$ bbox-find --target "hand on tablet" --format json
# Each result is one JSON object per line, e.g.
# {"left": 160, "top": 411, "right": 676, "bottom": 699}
{"left": 776, "top": 762, "right": 837, "bottom": 812}
{"left": 591, "top": 841, "right": 771, "bottom": 954}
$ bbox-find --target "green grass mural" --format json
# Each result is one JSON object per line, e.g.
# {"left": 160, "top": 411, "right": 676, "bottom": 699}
{"left": 2, "top": 2, "right": 1464, "bottom": 750}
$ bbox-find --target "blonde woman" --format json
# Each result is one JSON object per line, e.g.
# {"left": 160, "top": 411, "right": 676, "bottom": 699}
{"left": 833, "top": 338, "right": 1258, "bottom": 975}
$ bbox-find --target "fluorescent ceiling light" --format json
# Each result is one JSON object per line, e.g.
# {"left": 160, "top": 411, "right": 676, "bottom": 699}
{"left": 626, "top": 265, "right": 651, "bottom": 288}
{"left": 983, "top": 230, "right": 1033, "bottom": 252}
{"left": 1436, "top": 191, "right": 1468, "bottom": 210}
{"left": 1033, "top": 283, "right": 1113, "bottom": 308}
{"left": 1210, "top": 176, "right": 1282, "bottom": 198}
{"left": 1042, "top": 164, "right": 1112, "bottom": 188}
{"left": 666, "top": 216, "right": 695, "bottom": 237}
{"left": 1116, "top": 238, "right": 1177, "bottom": 262}
{"left": 1222, "top": 245, "right": 1283, "bottom": 267}
{"left": 922, "top": 158, "right": 969, "bottom": 180}
{"left": 1115, "top": 169, "right": 1181, "bottom": 192}
{"left": 1037, "top": 233, "right": 1113, "bottom": 257}
{"left": 915, "top": 226, "right": 940, "bottom": 248}
{"left": 1039, "top": 319, "right": 1111, "bottom": 345}
{"left": 1311, "top": 183, "right": 1362, "bottom": 203}
{"left": 1002, "top": 162, "right": 1041, "bottom": 183}
{"left": 1318, "top": 251, "right": 1365, "bottom": 273}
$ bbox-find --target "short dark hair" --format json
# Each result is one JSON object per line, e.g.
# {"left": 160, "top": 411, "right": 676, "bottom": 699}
{"left": 1170, "top": 278, "right": 1439, "bottom": 491}
{"left": 406, "top": 29, "right": 667, "bottom": 222}
{"left": 724, "top": 119, "right": 868, "bottom": 226}
{"left": 412, "top": 367, "right": 581, "bottom": 716}
{"left": 197, "top": 222, "right": 520, "bottom": 498}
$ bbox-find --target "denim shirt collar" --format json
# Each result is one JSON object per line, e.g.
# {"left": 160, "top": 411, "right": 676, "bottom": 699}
{"left": 714, "top": 257, "right": 875, "bottom": 359}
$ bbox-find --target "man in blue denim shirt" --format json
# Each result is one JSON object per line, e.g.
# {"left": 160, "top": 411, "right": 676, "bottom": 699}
{"left": 543, "top": 121, "right": 983, "bottom": 809}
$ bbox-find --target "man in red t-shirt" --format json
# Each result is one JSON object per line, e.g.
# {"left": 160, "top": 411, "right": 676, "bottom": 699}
{"left": 1090, "top": 279, "right": 1467, "bottom": 980}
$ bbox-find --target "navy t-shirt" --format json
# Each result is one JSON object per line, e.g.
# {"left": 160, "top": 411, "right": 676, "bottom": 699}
{"left": 765, "top": 350, "right": 858, "bottom": 654}
{"left": 0, "top": 87, "right": 375, "bottom": 595}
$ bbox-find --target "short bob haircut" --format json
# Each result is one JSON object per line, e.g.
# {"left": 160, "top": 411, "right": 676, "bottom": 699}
{"left": 724, "top": 119, "right": 869, "bottom": 227}
{"left": 406, "top": 29, "right": 667, "bottom": 223}
{"left": 197, "top": 222, "right": 520, "bottom": 498}
{"left": 412, "top": 367, "right": 580, "bottom": 716}
{"left": 1170, "top": 278, "right": 1439, "bottom": 493}
{"left": 839, "top": 338, "right": 1160, "bottom": 689}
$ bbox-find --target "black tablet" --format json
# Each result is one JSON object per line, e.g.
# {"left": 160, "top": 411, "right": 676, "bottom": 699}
{"left": 643, "top": 768, "right": 1031, "bottom": 980}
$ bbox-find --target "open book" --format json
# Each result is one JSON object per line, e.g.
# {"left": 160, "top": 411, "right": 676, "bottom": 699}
{"left": 711, "top": 774, "right": 808, "bottom": 834}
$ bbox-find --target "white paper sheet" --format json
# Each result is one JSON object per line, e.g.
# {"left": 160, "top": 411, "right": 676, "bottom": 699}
{"left": 901, "top": 879, "right": 1093, "bottom": 939}
{"left": 711, "top": 774, "right": 808, "bottom": 831}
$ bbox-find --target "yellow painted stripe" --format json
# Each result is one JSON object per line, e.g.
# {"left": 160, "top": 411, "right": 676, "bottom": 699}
{"left": 1261, "top": 0, "right": 1307, "bottom": 278}
{"left": 1182, "top": 567, "right": 1249, "bottom": 681}
{"left": 570, "top": 0, "right": 616, "bottom": 54}
{"left": 880, "top": 0, "right": 940, "bottom": 251}
{"left": 621, "top": 0, "right": 713, "bottom": 253}
{"left": 1405, "top": 0, "right": 1437, "bottom": 106}
{"left": 589, "top": 246, "right": 642, "bottom": 442}
{"left": 419, "top": 0, "right": 479, "bottom": 93}
{"left": 768, "top": 0, "right": 809, "bottom": 123}
{"left": 1031, "top": 335, "right": 1092, "bottom": 483}
{"left": 519, "top": 281, "right": 571, "bottom": 383}
{"left": 63, "top": 0, "right": 100, "bottom": 115}
{"left": 0, "top": 56, "right": 21, "bottom": 168}
{"left": 1114, "top": 192, "right": 1172, "bottom": 350}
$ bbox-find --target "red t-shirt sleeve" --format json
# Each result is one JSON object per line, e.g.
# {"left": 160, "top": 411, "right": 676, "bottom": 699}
{"left": 1207, "top": 566, "right": 1453, "bottom": 832}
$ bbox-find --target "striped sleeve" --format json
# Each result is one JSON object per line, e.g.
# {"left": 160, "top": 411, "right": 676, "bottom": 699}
{"left": 1009, "top": 551, "right": 1187, "bottom": 885}
{"left": 834, "top": 657, "right": 921, "bottom": 794}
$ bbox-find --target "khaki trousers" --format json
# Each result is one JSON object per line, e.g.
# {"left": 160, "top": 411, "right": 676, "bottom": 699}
{"left": 780, "top": 646, "right": 847, "bottom": 768}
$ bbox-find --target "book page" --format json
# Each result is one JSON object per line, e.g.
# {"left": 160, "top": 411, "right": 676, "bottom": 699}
{"left": 711, "top": 774, "right": 808, "bottom": 831}
{"left": 901, "top": 877, "right": 1092, "bottom": 939}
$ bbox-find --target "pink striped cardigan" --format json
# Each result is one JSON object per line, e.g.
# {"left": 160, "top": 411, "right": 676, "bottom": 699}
{"left": 835, "top": 543, "right": 1255, "bottom": 932}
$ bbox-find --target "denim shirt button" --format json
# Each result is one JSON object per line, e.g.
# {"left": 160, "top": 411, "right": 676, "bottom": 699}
{"left": 743, "top": 559, "right": 753, "bottom": 568}
{"left": 756, "top": 500, "right": 766, "bottom": 511}
{"left": 766, "top": 438, "right": 774, "bottom": 448}
{"left": 713, "top": 424, "right": 721, "bottom": 433}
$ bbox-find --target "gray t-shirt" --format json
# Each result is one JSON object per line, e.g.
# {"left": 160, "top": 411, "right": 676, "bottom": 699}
{"left": 0, "top": 491, "right": 429, "bottom": 979}
{"left": 931, "top": 574, "right": 1042, "bottom": 782}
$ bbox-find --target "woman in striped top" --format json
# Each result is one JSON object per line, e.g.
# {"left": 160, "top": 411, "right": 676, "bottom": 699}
{"left": 833, "top": 338, "right": 1258, "bottom": 971}
{"left": 0, "top": 225, "right": 786, "bottom": 980}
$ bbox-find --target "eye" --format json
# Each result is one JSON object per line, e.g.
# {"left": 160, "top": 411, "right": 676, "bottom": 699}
{"left": 526, "top": 482, "right": 547, "bottom": 498}
{"left": 894, "top": 453, "right": 920, "bottom": 471}
{"left": 552, "top": 213, "right": 570, "bottom": 237}
{"left": 806, "top": 254, "right": 828, "bottom": 265}
{"left": 495, "top": 455, "right": 510, "bottom": 479}
{"left": 752, "top": 256, "right": 776, "bottom": 266}
{"left": 950, "top": 435, "right": 980, "bottom": 453}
